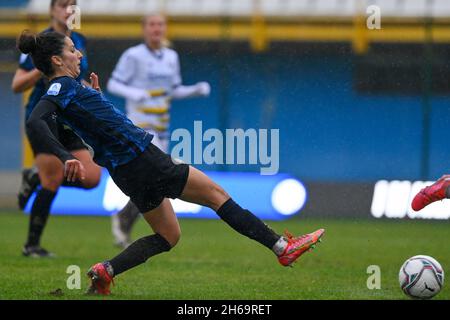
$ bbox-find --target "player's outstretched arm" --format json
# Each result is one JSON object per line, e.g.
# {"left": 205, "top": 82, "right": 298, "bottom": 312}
{"left": 106, "top": 77, "right": 151, "bottom": 102}
{"left": 26, "top": 99, "right": 77, "bottom": 167}
{"left": 171, "top": 82, "right": 210, "bottom": 100}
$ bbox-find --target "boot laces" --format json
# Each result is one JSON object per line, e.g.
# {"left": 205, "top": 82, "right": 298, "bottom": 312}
{"left": 284, "top": 230, "right": 309, "bottom": 246}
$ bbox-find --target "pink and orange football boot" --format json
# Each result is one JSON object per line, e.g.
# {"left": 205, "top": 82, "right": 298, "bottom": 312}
{"left": 411, "top": 175, "right": 450, "bottom": 211}
{"left": 278, "top": 228, "right": 325, "bottom": 267}
{"left": 86, "top": 263, "right": 114, "bottom": 295}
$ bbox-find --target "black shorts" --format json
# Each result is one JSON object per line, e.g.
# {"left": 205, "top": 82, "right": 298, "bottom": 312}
{"left": 29, "top": 113, "right": 87, "bottom": 154}
{"left": 110, "top": 143, "right": 190, "bottom": 213}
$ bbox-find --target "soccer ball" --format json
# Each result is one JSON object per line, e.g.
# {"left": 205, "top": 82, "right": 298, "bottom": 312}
{"left": 399, "top": 255, "right": 444, "bottom": 299}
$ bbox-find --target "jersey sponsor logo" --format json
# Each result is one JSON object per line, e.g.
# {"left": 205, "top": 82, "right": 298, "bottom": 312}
{"left": 47, "top": 83, "right": 62, "bottom": 96}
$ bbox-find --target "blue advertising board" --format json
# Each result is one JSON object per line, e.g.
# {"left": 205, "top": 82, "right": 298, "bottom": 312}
{"left": 25, "top": 170, "right": 306, "bottom": 220}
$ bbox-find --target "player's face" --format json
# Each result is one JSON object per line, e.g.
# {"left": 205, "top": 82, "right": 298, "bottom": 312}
{"left": 58, "top": 37, "right": 83, "bottom": 78}
{"left": 143, "top": 15, "right": 167, "bottom": 47}
{"left": 51, "top": 0, "right": 76, "bottom": 27}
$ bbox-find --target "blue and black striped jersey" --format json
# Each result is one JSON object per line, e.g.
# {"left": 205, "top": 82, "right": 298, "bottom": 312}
{"left": 41, "top": 76, "right": 153, "bottom": 172}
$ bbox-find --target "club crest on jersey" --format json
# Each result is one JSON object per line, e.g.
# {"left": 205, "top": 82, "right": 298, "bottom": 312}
{"left": 47, "top": 83, "right": 62, "bottom": 96}
{"left": 19, "top": 53, "right": 28, "bottom": 64}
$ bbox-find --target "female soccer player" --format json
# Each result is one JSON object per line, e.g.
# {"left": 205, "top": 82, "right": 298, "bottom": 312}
{"left": 11, "top": 0, "right": 101, "bottom": 257}
{"left": 107, "top": 14, "right": 210, "bottom": 248}
{"left": 18, "top": 30, "right": 324, "bottom": 295}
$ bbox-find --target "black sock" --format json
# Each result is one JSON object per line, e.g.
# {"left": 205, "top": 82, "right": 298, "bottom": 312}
{"left": 216, "top": 198, "right": 280, "bottom": 250}
{"left": 26, "top": 188, "right": 57, "bottom": 247}
{"left": 107, "top": 234, "right": 171, "bottom": 277}
{"left": 117, "top": 201, "right": 141, "bottom": 234}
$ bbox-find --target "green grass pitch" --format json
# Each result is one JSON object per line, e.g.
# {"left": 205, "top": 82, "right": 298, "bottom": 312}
{"left": 0, "top": 211, "right": 448, "bottom": 300}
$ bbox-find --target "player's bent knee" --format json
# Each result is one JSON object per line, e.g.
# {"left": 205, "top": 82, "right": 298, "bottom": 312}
{"left": 82, "top": 178, "right": 100, "bottom": 189}
{"left": 82, "top": 166, "right": 101, "bottom": 189}
{"left": 160, "top": 229, "right": 181, "bottom": 248}
{"left": 40, "top": 174, "right": 64, "bottom": 191}
{"left": 206, "top": 184, "right": 230, "bottom": 211}
{"left": 169, "top": 229, "right": 181, "bottom": 248}
{"left": 216, "top": 185, "right": 229, "bottom": 201}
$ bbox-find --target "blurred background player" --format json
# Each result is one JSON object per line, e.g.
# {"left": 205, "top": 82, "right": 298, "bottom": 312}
{"left": 11, "top": 0, "right": 101, "bottom": 257}
{"left": 107, "top": 14, "right": 210, "bottom": 248}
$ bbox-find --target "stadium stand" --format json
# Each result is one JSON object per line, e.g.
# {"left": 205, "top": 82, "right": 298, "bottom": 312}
{"left": 24, "top": 0, "right": 450, "bottom": 17}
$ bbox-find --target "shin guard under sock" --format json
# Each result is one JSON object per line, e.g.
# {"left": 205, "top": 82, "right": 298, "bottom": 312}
{"left": 107, "top": 234, "right": 172, "bottom": 276}
{"left": 216, "top": 198, "right": 281, "bottom": 250}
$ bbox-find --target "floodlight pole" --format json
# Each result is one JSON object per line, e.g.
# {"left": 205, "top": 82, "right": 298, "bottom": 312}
{"left": 219, "top": 15, "right": 231, "bottom": 172}
{"left": 420, "top": 0, "right": 433, "bottom": 180}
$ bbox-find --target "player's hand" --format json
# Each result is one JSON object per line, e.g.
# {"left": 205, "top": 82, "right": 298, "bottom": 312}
{"left": 195, "top": 82, "right": 210, "bottom": 97}
{"left": 90, "top": 72, "right": 101, "bottom": 92}
{"left": 132, "top": 90, "right": 150, "bottom": 102}
{"left": 64, "top": 159, "right": 86, "bottom": 183}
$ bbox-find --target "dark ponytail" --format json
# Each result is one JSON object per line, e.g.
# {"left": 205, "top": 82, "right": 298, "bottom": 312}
{"left": 17, "top": 30, "right": 66, "bottom": 77}
{"left": 17, "top": 31, "right": 37, "bottom": 54}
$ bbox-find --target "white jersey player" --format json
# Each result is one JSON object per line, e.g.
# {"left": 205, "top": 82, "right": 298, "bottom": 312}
{"left": 107, "top": 14, "right": 210, "bottom": 248}
{"left": 107, "top": 21, "right": 209, "bottom": 151}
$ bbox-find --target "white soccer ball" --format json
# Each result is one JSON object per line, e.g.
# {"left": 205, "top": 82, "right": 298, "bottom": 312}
{"left": 399, "top": 255, "right": 444, "bottom": 299}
